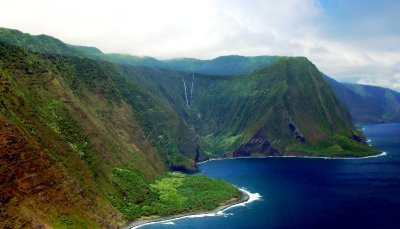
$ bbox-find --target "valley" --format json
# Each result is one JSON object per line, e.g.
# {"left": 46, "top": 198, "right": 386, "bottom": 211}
{"left": 0, "top": 27, "right": 394, "bottom": 228}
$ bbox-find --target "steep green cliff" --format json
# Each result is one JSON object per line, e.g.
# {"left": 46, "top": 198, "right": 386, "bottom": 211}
{"left": 0, "top": 27, "right": 379, "bottom": 228}
{"left": 0, "top": 40, "right": 235, "bottom": 227}
{"left": 125, "top": 57, "right": 377, "bottom": 159}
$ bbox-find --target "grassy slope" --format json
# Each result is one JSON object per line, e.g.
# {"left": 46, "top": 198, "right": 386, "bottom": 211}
{"left": 125, "top": 57, "right": 379, "bottom": 158}
{"left": 0, "top": 27, "right": 379, "bottom": 227}
{"left": 0, "top": 42, "right": 134, "bottom": 228}
{"left": 0, "top": 42, "right": 239, "bottom": 227}
{"left": 272, "top": 58, "right": 378, "bottom": 156}
{"left": 0, "top": 28, "right": 279, "bottom": 77}
{"left": 3, "top": 26, "right": 397, "bottom": 124}
{"left": 0, "top": 28, "right": 380, "bottom": 156}
{"left": 74, "top": 39, "right": 378, "bottom": 158}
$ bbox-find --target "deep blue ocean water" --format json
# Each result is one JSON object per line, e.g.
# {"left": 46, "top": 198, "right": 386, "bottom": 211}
{"left": 138, "top": 123, "right": 400, "bottom": 229}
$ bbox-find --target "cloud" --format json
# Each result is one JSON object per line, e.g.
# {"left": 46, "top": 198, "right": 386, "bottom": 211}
{"left": 0, "top": 0, "right": 321, "bottom": 57}
{"left": 0, "top": 0, "right": 399, "bottom": 91}
{"left": 357, "top": 73, "right": 400, "bottom": 91}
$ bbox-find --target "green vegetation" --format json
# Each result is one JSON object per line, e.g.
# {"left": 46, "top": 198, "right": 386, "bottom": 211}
{"left": 0, "top": 41, "right": 172, "bottom": 227}
{"left": 0, "top": 27, "right": 380, "bottom": 228}
{"left": 323, "top": 74, "right": 400, "bottom": 123}
{"left": 124, "top": 56, "right": 378, "bottom": 158}
{"left": 110, "top": 170, "right": 241, "bottom": 220}
{"left": 52, "top": 215, "right": 99, "bottom": 229}
{"left": 0, "top": 27, "right": 86, "bottom": 56}
{"left": 162, "top": 55, "right": 280, "bottom": 76}
{"left": 202, "top": 133, "right": 243, "bottom": 157}
{"left": 0, "top": 36, "right": 238, "bottom": 228}
{"left": 289, "top": 134, "right": 380, "bottom": 157}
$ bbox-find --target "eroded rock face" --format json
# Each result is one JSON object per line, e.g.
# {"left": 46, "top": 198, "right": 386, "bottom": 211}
{"left": 0, "top": 117, "right": 120, "bottom": 228}
{"left": 352, "top": 132, "right": 365, "bottom": 144}
{"left": 230, "top": 116, "right": 308, "bottom": 158}
{"left": 0, "top": 118, "right": 49, "bottom": 227}
{"left": 286, "top": 119, "right": 306, "bottom": 144}
{"left": 232, "top": 129, "right": 280, "bottom": 157}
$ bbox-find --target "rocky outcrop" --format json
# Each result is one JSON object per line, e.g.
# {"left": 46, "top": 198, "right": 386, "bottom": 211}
{"left": 286, "top": 118, "right": 306, "bottom": 144}
{"left": 232, "top": 128, "right": 281, "bottom": 157}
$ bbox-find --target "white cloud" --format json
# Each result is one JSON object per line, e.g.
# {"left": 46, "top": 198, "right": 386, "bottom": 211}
{"left": 0, "top": 0, "right": 321, "bottom": 57}
{"left": 0, "top": 0, "right": 399, "bottom": 91}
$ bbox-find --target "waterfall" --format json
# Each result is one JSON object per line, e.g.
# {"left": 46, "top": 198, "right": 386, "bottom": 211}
{"left": 190, "top": 73, "right": 194, "bottom": 106}
{"left": 182, "top": 79, "right": 189, "bottom": 108}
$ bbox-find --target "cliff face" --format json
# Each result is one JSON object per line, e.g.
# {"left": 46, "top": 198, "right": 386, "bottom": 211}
{"left": 0, "top": 41, "right": 199, "bottom": 227}
{"left": 0, "top": 116, "right": 119, "bottom": 228}
{"left": 230, "top": 58, "right": 370, "bottom": 157}
{"left": 125, "top": 57, "right": 377, "bottom": 159}
{"left": 0, "top": 27, "right": 378, "bottom": 227}
{"left": 323, "top": 75, "right": 400, "bottom": 123}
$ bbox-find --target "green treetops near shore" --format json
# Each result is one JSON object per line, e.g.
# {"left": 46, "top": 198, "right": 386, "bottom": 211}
{"left": 111, "top": 170, "right": 241, "bottom": 220}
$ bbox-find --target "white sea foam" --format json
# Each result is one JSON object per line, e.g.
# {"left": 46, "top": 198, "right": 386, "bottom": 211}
{"left": 131, "top": 188, "right": 262, "bottom": 228}
{"left": 262, "top": 152, "right": 387, "bottom": 160}
{"left": 197, "top": 151, "right": 388, "bottom": 165}
{"left": 196, "top": 158, "right": 225, "bottom": 165}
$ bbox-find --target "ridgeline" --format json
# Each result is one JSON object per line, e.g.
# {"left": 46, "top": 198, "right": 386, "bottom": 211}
{"left": 0, "top": 27, "right": 380, "bottom": 228}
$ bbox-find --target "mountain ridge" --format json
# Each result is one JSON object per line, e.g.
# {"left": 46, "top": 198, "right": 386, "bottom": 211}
{"left": 0, "top": 27, "right": 279, "bottom": 75}
{"left": 323, "top": 74, "right": 400, "bottom": 123}
{"left": 1, "top": 26, "right": 387, "bottom": 159}
{"left": 0, "top": 27, "right": 380, "bottom": 228}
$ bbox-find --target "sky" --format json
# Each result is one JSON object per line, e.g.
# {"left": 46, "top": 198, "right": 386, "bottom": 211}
{"left": 0, "top": 0, "right": 399, "bottom": 90}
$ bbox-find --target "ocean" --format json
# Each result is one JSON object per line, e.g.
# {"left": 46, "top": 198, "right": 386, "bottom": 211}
{"left": 137, "top": 122, "right": 400, "bottom": 229}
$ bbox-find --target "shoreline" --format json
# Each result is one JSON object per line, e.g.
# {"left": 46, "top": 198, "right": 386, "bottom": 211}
{"left": 122, "top": 188, "right": 251, "bottom": 229}
{"left": 196, "top": 151, "right": 387, "bottom": 165}
{"left": 121, "top": 149, "right": 387, "bottom": 228}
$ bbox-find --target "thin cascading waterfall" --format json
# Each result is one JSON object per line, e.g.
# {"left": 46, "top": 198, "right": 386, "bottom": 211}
{"left": 182, "top": 78, "right": 189, "bottom": 108}
{"left": 190, "top": 73, "right": 195, "bottom": 106}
